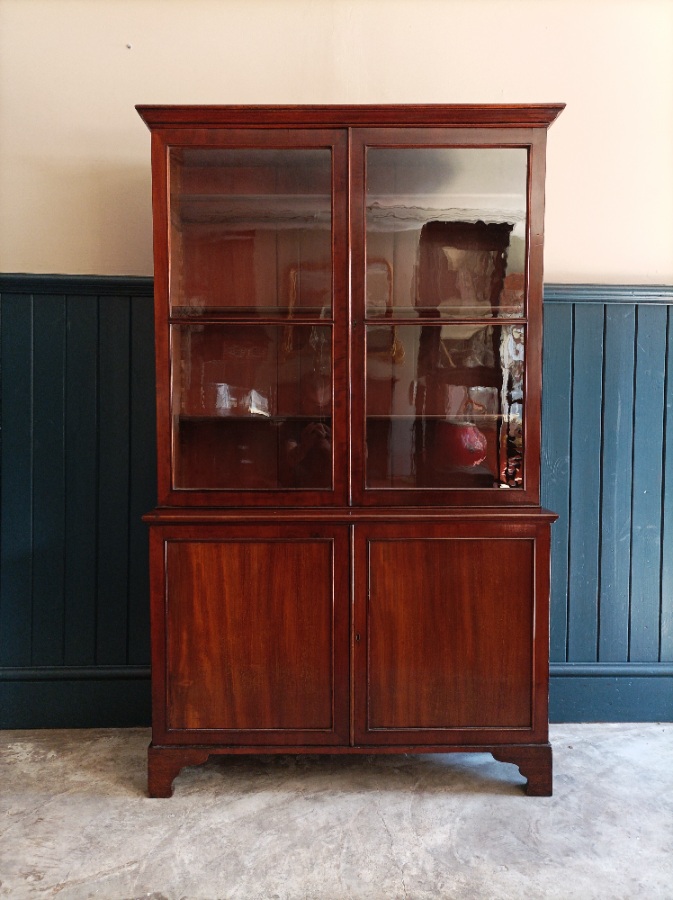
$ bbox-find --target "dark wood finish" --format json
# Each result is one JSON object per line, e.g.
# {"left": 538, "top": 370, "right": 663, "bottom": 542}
{"left": 147, "top": 742, "right": 550, "bottom": 797}
{"left": 143, "top": 506, "right": 558, "bottom": 525}
{"left": 363, "top": 534, "right": 534, "bottom": 732}
{"left": 148, "top": 744, "right": 211, "bottom": 798}
{"left": 492, "top": 744, "right": 553, "bottom": 796}
{"left": 148, "top": 524, "right": 350, "bottom": 749}
{"left": 166, "top": 538, "right": 335, "bottom": 731}
{"left": 147, "top": 741, "right": 551, "bottom": 798}
{"left": 137, "top": 104, "right": 565, "bottom": 129}
{"left": 353, "top": 520, "right": 552, "bottom": 746}
{"left": 139, "top": 105, "right": 561, "bottom": 797}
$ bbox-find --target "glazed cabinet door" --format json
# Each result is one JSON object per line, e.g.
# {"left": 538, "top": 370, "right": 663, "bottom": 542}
{"left": 151, "top": 128, "right": 349, "bottom": 506}
{"left": 353, "top": 521, "right": 551, "bottom": 746}
{"left": 351, "top": 128, "right": 548, "bottom": 506}
{"left": 150, "top": 525, "right": 350, "bottom": 746}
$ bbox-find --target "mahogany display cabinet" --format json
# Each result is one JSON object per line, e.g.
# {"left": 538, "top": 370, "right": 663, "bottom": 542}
{"left": 137, "top": 104, "right": 563, "bottom": 797}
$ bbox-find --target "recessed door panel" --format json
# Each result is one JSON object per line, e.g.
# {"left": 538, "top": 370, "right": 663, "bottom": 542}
{"left": 162, "top": 530, "right": 349, "bottom": 744}
{"left": 355, "top": 528, "right": 536, "bottom": 742}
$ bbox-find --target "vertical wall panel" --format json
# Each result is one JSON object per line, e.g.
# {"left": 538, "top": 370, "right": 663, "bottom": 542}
{"left": 127, "top": 296, "right": 156, "bottom": 664}
{"left": 661, "top": 308, "right": 673, "bottom": 661}
{"left": 0, "top": 294, "right": 33, "bottom": 666}
{"left": 96, "top": 296, "right": 131, "bottom": 664}
{"left": 0, "top": 278, "right": 155, "bottom": 728}
{"left": 30, "top": 295, "right": 67, "bottom": 665}
{"left": 63, "top": 295, "right": 99, "bottom": 665}
{"left": 567, "top": 303, "right": 604, "bottom": 661}
{"left": 599, "top": 305, "right": 636, "bottom": 661}
{"left": 541, "top": 302, "right": 573, "bottom": 662}
{"left": 629, "top": 305, "right": 667, "bottom": 661}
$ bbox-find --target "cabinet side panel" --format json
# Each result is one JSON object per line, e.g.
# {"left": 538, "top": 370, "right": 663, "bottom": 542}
{"left": 165, "top": 539, "right": 334, "bottom": 731}
{"left": 367, "top": 537, "right": 534, "bottom": 729}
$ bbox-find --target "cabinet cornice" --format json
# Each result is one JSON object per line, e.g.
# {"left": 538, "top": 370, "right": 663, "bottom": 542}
{"left": 137, "top": 104, "right": 565, "bottom": 130}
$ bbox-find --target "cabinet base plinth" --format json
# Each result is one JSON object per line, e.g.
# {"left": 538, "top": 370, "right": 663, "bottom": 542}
{"left": 147, "top": 744, "right": 211, "bottom": 798}
{"left": 147, "top": 742, "right": 553, "bottom": 797}
{"left": 492, "top": 743, "right": 553, "bottom": 796}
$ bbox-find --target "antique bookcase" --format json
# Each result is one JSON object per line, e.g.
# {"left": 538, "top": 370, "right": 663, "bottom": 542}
{"left": 137, "top": 104, "right": 563, "bottom": 797}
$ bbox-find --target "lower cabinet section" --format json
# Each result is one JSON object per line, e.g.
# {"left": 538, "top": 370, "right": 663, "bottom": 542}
{"left": 147, "top": 513, "right": 554, "bottom": 797}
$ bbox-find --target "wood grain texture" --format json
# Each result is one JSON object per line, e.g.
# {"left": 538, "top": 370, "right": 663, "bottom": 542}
{"left": 151, "top": 524, "right": 350, "bottom": 746}
{"left": 166, "top": 540, "right": 334, "bottom": 730}
{"left": 362, "top": 535, "right": 534, "bottom": 732}
{"left": 351, "top": 518, "right": 553, "bottom": 750}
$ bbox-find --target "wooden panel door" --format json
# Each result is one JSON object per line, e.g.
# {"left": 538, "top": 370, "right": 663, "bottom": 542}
{"left": 353, "top": 521, "right": 550, "bottom": 745}
{"left": 150, "top": 524, "right": 350, "bottom": 746}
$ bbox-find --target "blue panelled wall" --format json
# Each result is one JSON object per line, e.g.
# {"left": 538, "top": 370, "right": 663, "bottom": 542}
{"left": 543, "top": 285, "right": 673, "bottom": 720}
{"left": 0, "top": 276, "right": 156, "bottom": 727}
{"left": 0, "top": 276, "right": 671, "bottom": 726}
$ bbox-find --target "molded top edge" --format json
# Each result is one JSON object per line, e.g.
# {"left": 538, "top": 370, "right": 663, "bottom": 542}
{"left": 136, "top": 103, "right": 565, "bottom": 130}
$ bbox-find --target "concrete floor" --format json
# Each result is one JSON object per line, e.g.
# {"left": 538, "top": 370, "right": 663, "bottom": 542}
{"left": 0, "top": 724, "right": 671, "bottom": 899}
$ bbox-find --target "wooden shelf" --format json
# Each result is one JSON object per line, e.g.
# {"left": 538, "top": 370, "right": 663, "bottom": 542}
{"left": 171, "top": 305, "right": 331, "bottom": 320}
{"left": 365, "top": 413, "right": 511, "bottom": 422}
{"left": 365, "top": 307, "right": 525, "bottom": 320}
{"left": 177, "top": 414, "right": 331, "bottom": 424}
{"left": 174, "top": 194, "right": 331, "bottom": 226}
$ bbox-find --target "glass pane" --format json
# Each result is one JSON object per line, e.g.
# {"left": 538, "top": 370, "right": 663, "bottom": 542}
{"left": 170, "top": 148, "right": 332, "bottom": 317}
{"left": 366, "top": 148, "right": 527, "bottom": 319}
{"left": 365, "top": 324, "right": 524, "bottom": 489}
{"left": 173, "top": 324, "right": 332, "bottom": 490}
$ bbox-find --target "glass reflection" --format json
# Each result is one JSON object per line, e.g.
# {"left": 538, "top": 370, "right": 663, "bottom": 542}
{"left": 170, "top": 148, "right": 332, "bottom": 317}
{"left": 366, "top": 148, "right": 527, "bottom": 318}
{"left": 172, "top": 324, "right": 332, "bottom": 490}
{"left": 365, "top": 324, "right": 524, "bottom": 489}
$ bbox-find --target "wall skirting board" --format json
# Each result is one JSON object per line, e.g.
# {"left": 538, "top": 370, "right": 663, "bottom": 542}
{"left": 1, "top": 276, "right": 672, "bottom": 726}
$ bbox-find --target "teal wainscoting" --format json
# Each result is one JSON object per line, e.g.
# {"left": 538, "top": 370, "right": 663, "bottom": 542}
{"left": 543, "top": 285, "right": 673, "bottom": 721}
{"left": 0, "top": 276, "right": 671, "bottom": 726}
{"left": 0, "top": 276, "right": 155, "bottom": 727}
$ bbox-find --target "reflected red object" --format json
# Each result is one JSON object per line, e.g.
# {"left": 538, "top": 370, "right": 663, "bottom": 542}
{"left": 433, "top": 422, "right": 488, "bottom": 468}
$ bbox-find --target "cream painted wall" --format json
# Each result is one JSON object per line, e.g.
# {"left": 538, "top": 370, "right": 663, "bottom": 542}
{"left": 0, "top": 0, "right": 672, "bottom": 282}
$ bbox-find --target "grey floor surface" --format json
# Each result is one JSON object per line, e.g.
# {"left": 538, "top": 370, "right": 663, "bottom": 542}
{"left": 0, "top": 724, "right": 672, "bottom": 899}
